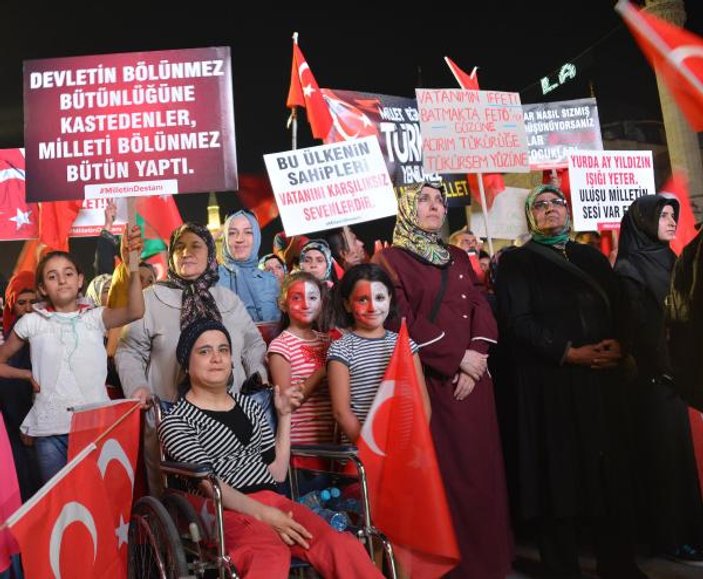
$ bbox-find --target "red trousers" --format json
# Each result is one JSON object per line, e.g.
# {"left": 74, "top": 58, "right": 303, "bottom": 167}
{"left": 223, "top": 490, "right": 383, "bottom": 579}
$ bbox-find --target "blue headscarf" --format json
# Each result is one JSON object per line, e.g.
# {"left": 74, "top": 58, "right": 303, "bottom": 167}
{"left": 221, "top": 210, "right": 261, "bottom": 270}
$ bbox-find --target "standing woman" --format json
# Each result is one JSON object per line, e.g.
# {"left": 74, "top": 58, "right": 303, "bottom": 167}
{"left": 614, "top": 194, "right": 703, "bottom": 563}
{"left": 495, "top": 184, "right": 644, "bottom": 579}
{"left": 373, "top": 178, "right": 512, "bottom": 579}
{"left": 218, "top": 210, "right": 281, "bottom": 323}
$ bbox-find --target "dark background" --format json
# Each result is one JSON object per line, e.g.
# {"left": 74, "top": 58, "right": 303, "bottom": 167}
{"left": 1, "top": 1, "right": 701, "bottom": 278}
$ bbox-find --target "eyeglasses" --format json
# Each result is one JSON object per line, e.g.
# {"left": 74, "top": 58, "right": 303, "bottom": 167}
{"left": 532, "top": 198, "right": 568, "bottom": 211}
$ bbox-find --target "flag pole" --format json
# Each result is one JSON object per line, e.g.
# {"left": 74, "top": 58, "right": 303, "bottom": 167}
{"left": 477, "top": 174, "right": 494, "bottom": 256}
{"left": 287, "top": 32, "right": 299, "bottom": 151}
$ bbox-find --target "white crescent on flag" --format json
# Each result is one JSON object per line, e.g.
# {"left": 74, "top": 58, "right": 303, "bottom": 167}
{"left": 359, "top": 379, "right": 395, "bottom": 457}
{"left": 49, "top": 501, "right": 98, "bottom": 579}
{"left": 97, "top": 438, "right": 135, "bottom": 486}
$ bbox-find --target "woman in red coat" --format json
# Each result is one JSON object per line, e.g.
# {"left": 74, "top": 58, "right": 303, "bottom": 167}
{"left": 373, "top": 178, "right": 513, "bottom": 579}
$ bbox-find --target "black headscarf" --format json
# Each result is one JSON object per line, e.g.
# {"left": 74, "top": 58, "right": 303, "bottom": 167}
{"left": 160, "top": 222, "right": 222, "bottom": 329}
{"left": 615, "top": 194, "right": 679, "bottom": 305}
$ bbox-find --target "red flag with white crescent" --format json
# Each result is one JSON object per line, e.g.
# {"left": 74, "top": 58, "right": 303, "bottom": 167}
{"left": 7, "top": 443, "right": 125, "bottom": 578}
{"left": 286, "top": 39, "right": 333, "bottom": 140}
{"left": 0, "top": 148, "right": 39, "bottom": 241}
{"left": 616, "top": 0, "right": 703, "bottom": 131}
{"left": 357, "top": 320, "right": 459, "bottom": 578}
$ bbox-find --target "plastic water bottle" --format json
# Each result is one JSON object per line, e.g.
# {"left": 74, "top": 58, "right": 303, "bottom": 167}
{"left": 329, "top": 496, "right": 361, "bottom": 515}
{"left": 297, "top": 487, "right": 341, "bottom": 510}
{"left": 314, "top": 507, "right": 350, "bottom": 532}
{"left": 297, "top": 490, "right": 325, "bottom": 511}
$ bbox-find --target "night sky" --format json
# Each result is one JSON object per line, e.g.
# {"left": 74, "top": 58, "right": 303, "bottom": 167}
{"left": 1, "top": 1, "right": 701, "bottom": 275}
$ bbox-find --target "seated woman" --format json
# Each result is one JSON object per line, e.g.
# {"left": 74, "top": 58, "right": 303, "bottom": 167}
{"left": 158, "top": 318, "right": 382, "bottom": 579}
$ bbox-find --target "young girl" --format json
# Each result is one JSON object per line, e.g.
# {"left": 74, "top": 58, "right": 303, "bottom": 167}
{"left": 327, "top": 263, "right": 430, "bottom": 442}
{"left": 267, "top": 271, "right": 335, "bottom": 445}
{"left": 0, "top": 227, "right": 145, "bottom": 482}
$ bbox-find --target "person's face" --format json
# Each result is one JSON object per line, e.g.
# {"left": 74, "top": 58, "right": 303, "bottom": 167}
{"left": 346, "top": 280, "right": 391, "bottom": 332}
{"left": 531, "top": 193, "right": 568, "bottom": 235}
{"left": 454, "top": 233, "right": 477, "bottom": 252}
{"left": 416, "top": 186, "right": 446, "bottom": 232}
{"left": 172, "top": 231, "right": 209, "bottom": 280}
{"left": 13, "top": 291, "right": 37, "bottom": 318}
{"left": 300, "top": 250, "right": 328, "bottom": 280}
{"left": 284, "top": 280, "right": 322, "bottom": 327}
{"left": 657, "top": 204, "right": 677, "bottom": 242}
{"left": 227, "top": 215, "right": 254, "bottom": 261}
{"left": 341, "top": 231, "right": 366, "bottom": 268}
{"left": 479, "top": 257, "right": 490, "bottom": 273}
{"left": 100, "top": 280, "right": 111, "bottom": 306}
{"left": 39, "top": 256, "right": 84, "bottom": 310}
{"left": 188, "top": 330, "right": 232, "bottom": 390}
{"left": 138, "top": 265, "right": 156, "bottom": 289}
{"left": 263, "top": 257, "right": 285, "bottom": 284}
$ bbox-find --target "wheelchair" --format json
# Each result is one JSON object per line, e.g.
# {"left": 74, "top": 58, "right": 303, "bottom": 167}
{"left": 127, "top": 399, "right": 397, "bottom": 579}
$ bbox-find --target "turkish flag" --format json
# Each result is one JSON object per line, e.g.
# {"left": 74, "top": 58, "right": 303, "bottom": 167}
{"left": 660, "top": 172, "right": 698, "bottom": 256}
{"left": 616, "top": 0, "right": 703, "bottom": 131}
{"left": 286, "top": 40, "right": 333, "bottom": 140}
{"left": 357, "top": 321, "right": 459, "bottom": 578}
{"left": 0, "top": 148, "right": 39, "bottom": 241}
{"left": 444, "top": 56, "right": 479, "bottom": 90}
{"left": 0, "top": 415, "right": 21, "bottom": 574}
{"left": 69, "top": 399, "right": 144, "bottom": 519}
{"left": 7, "top": 444, "right": 126, "bottom": 578}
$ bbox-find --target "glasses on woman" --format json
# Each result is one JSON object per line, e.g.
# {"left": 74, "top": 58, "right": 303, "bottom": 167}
{"left": 532, "top": 198, "right": 568, "bottom": 211}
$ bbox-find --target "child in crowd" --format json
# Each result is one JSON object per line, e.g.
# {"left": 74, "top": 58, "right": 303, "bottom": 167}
{"left": 0, "top": 227, "right": 145, "bottom": 482}
{"left": 267, "top": 271, "right": 335, "bottom": 445}
{"left": 327, "top": 263, "right": 430, "bottom": 442}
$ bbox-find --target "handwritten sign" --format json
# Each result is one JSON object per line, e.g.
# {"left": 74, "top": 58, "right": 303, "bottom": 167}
{"left": 264, "top": 136, "right": 396, "bottom": 236}
{"left": 416, "top": 89, "right": 530, "bottom": 174}
{"left": 523, "top": 98, "right": 603, "bottom": 169}
{"left": 568, "top": 150, "right": 655, "bottom": 231}
{"left": 23, "top": 47, "right": 237, "bottom": 202}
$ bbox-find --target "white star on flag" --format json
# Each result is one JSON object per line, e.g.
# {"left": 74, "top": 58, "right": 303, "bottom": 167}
{"left": 9, "top": 208, "right": 32, "bottom": 229}
{"left": 115, "top": 514, "right": 129, "bottom": 549}
{"left": 302, "top": 84, "right": 315, "bottom": 97}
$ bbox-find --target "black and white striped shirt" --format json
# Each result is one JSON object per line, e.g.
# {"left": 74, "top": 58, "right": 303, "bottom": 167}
{"left": 158, "top": 394, "right": 277, "bottom": 494}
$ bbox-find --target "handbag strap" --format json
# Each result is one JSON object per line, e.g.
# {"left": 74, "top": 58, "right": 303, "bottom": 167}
{"left": 429, "top": 267, "right": 449, "bottom": 323}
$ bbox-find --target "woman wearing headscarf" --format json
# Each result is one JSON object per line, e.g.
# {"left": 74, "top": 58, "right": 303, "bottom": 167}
{"left": 614, "top": 194, "right": 703, "bottom": 563}
{"left": 85, "top": 273, "right": 112, "bottom": 307}
{"left": 0, "top": 271, "right": 41, "bottom": 501}
{"left": 372, "top": 178, "right": 512, "bottom": 579}
{"left": 218, "top": 210, "right": 280, "bottom": 323}
{"left": 298, "top": 239, "right": 338, "bottom": 287}
{"left": 115, "top": 222, "right": 268, "bottom": 494}
{"left": 494, "top": 184, "right": 644, "bottom": 579}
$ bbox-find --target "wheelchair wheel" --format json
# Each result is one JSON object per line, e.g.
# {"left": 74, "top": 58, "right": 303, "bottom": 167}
{"left": 162, "top": 492, "right": 208, "bottom": 560}
{"left": 128, "top": 496, "right": 189, "bottom": 579}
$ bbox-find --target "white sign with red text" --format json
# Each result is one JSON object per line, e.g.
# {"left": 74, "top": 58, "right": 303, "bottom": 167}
{"left": 568, "top": 150, "right": 655, "bottom": 232}
{"left": 416, "top": 89, "right": 530, "bottom": 174}
{"left": 264, "top": 136, "right": 396, "bottom": 236}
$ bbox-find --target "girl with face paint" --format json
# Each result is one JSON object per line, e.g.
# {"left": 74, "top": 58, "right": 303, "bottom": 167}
{"left": 327, "top": 264, "right": 430, "bottom": 443}
{"left": 267, "top": 272, "right": 335, "bottom": 445}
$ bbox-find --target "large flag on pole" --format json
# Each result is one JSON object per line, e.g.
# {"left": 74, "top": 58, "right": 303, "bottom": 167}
{"left": 8, "top": 400, "right": 141, "bottom": 578}
{"left": 286, "top": 35, "right": 333, "bottom": 140}
{"left": 615, "top": 0, "right": 703, "bottom": 131}
{"left": 357, "top": 320, "right": 459, "bottom": 578}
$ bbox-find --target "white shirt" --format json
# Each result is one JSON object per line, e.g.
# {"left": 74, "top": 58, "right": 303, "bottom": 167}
{"left": 14, "top": 305, "right": 108, "bottom": 436}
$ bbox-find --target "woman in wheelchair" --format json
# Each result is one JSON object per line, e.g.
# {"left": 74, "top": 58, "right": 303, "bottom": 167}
{"left": 158, "top": 317, "right": 382, "bottom": 578}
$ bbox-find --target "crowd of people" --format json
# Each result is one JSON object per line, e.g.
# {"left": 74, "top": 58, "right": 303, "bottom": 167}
{"left": 1, "top": 179, "right": 702, "bottom": 579}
